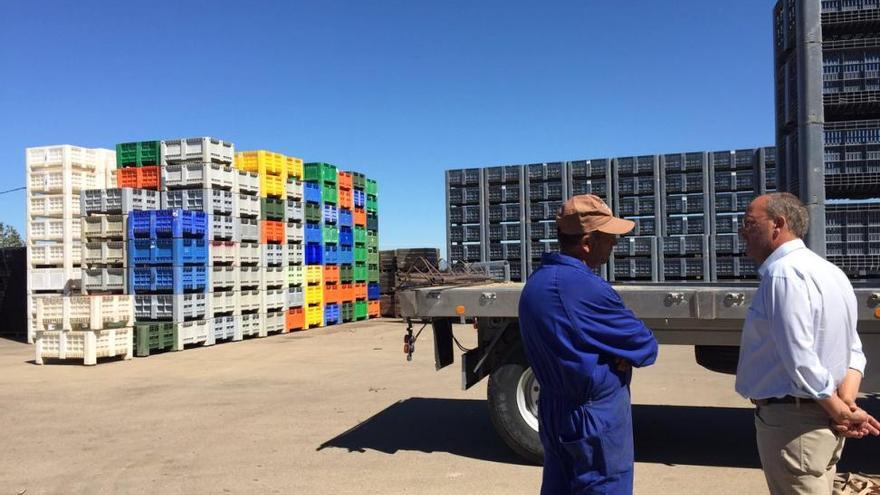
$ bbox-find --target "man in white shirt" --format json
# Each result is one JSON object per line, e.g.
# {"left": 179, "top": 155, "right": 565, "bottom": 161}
{"left": 735, "top": 192, "right": 879, "bottom": 495}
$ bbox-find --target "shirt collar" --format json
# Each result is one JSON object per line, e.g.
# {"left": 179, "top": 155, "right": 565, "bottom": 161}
{"left": 757, "top": 238, "right": 806, "bottom": 277}
{"left": 541, "top": 251, "right": 592, "bottom": 273}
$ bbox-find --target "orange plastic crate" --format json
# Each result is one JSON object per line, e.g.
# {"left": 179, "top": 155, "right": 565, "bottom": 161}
{"left": 285, "top": 307, "right": 304, "bottom": 332}
{"left": 354, "top": 282, "right": 367, "bottom": 300}
{"left": 260, "top": 220, "right": 285, "bottom": 244}
{"left": 324, "top": 283, "right": 340, "bottom": 304}
{"left": 368, "top": 300, "right": 380, "bottom": 318}
{"left": 118, "top": 165, "right": 160, "bottom": 190}
{"left": 338, "top": 171, "right": 353, "bottom": 191}
{"left": 338, "top": 187, "right": 353, "bottom": 210}
{"left": 340, "top": 283, "right": 354, "bottom": 302}
{"left": 353, "top": 208, "right": 366, "bottom": 226}
{"left": 323, "top": 265, "right": 340, "bottom": 284}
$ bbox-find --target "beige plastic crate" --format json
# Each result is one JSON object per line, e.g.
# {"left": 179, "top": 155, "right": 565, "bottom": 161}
{"left": 176, "top": 320, "right": 210, "bottom": 348}
{"left": 29, "top": 167, "right": 101, "bottom": 194}
{"left": 35, "top": 328, "right": 132, "bottom": 365}
{"left": 261, "top": 266, "right": 285, "bottom": 288}
{"left": 208, "top": 241, "right": 236, "bottom": 265}
{"left": 239, "top": 312, "right": 261, "bottom": 338}
{"left": 35, "top": 295, "right": 133, "bottom": 331}
{"left": 236, "top": 242, "right": 260, "bottom": 265}
{"left": 30, "top": 243, "right": 81, "bottom": 266}
{"left": 27, "top": 145, "right": 107, "bottom": 172}
{"left": 261, "top": 311, "right": 285, "bottom": 336}
{"left": 29, "top": 194, "right": 73, "bottom": 217}
{"left": 208, "top": 290, "right": 236, "bottom": 315}
{"left": 82, "top": 215, "right": 124, "bottom": 240}
{"left": 261, "top": 288, "right": 285, "bottom": 313}
{"left": 29, "top": 267, "right": 81, "bottom": 292}
{"left": 30, "top": 218, "right": 82, "bottom": 241}
{"left": 285, "top": 180, "right": 304, "bottom": 201}
{"left": 82, "top": 240, "right": 125, "bottom": 265}
{"left": 236, "top": 289, "right": 261, "bottom": 314}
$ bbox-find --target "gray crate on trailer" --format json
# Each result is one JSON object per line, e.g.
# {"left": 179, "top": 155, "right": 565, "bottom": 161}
{"left": 823, "top": 119, "right": 880, "bottom": 199}
{"left": 826, "top": 201, "right": 880, "bottom": 278}
{"left": 612, "top": 155, "right": 662, "bottom": 237}
{"left": 487, "top": 184, "right": 522, "bottom": 204}
{"left": 658, "top": 235, "right": 711, "bottom": 281}
{"left": 613, "top": 236, "right": 655, "bottom": 258}
{"left": 528, "top": 200, "right": 563, "bottom": 221}
{"left": 446, "top": 168, "right": 487, "bottom": 264}
{"left": 713, "top": 233, "right": 747, "bottom": 256}
{"left": 712, "top": 254, "right": 758, "bottom": 281}
{"left": 568, "top": 158, "right": 612, "bottom": 207}
{"left": 488, "top": 204, "right": 522, "bottom": 223}
{"left": 665, "top": 215, "right": 707, "bottom": 236}
{"left": 485, "top": 165, "right": 523, "bottom": 185}
{"left": 760, "top": 147, "right": 777, "bottom": 193}
{"left": 529, "top": 221, "right": 556, "bottom": 240}
{"left": 450, "top": 205, "right": 482, "bottom": 224}
{"left": 488, "top": 242, "right": 522, "bottom": 261}
{"left": 609, "top": 236, "right": 658, "bottom": 282}
{"left": 661, "top": 152, "right": 710, "bottom": 237}
{"left": 488, "top": 223, "right": 522, "bottom": 241}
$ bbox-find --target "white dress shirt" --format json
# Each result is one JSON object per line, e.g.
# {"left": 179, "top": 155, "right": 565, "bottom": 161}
{"left": 735, "top": 239, "right": 867, "bottom": 400}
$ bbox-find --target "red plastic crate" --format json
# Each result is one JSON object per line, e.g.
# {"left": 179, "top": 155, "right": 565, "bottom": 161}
{"left": 285, "top": 307, "right": 304, "bottom": 332}
{"left": 118, "top": 165, "right": 160, "bottom": 190}
{"left": 354, "top": 282, "right": 367, "bottom": 300}
{"left": 324, "top": 283, "right": 340, "bottom": 304}
{"left": 323, "top": 265, "right": 340, "bottom": 284}
{"left": 340, "top": 283, "right": 354, "bottom": 302}
{"left": 260, "top": 220, "right": 285, "bottom": 244}
{"left": 338, "top": 187, "right": 353, "bottom": 210}
{"left": 354, "top": 207, "right": 366, "bottom": 226}
{"left": 368, "top": 300, "right": 380, "bottom": 318}
{"left": 338, "top": 171, "right": 353, "bottom": 191}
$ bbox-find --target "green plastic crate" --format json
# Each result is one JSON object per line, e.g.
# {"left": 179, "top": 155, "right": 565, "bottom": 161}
{"left": 354, "top": 226, "right": 366, "bottom": 245}
{"left": 305, "top": 202, "right": 321, "bottom": 223}
{"left": 116, "top": 141, "right": 160, "bottom": 168}
{"left": 368, "top": 264, "right": 380, "bottom": 283}
{"left": 366, "top": 231, "right": 378, "bottom": 248}
{"left": 366, "top": 179, "right": 378, "bottom": 196}
{"left": 352, "top": 172, "right": 366, "bottom": 190}
{"left": 304, "top": 162, "right": 338, "bottom": 184}
{"left": 366, "top": 195, "right": 378, "bottom": 213}
{"left": 354, "top": 262, "right": 367, "bottom": 282}
{"left": 354, "top": 300, "right": 368, "bottom": 320}
{"left": 261, "top": 198, "right": 285, "bottom": 221}
{"left": 367, "top": 213, "right": 378, "bottom": 232}
{"left": 322, "top": 225, "right": 339, "bottom": 244}
{"left": 134, "top": 322, "right": 176, "bottom": 357}
{"left": 367, "top": 247, "right": 379, "bottom": 265}
{"left": 354, "top": 245, "right": 367, "bottom": 262}
{"left": 341, "top": 301, "right": 354, "bottom": 322}
{"left": 340, "top": 264, "right": 353, "bottom": 283}
{"left": 322, "top": 183, "right": 338, "bottom": 204}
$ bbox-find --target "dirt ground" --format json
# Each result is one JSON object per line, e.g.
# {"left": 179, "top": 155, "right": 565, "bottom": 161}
{"left": 1, "top": 319, "right": 877, "bottom": 494}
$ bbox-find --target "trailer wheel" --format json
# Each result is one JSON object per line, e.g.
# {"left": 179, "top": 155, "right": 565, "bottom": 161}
{"left": 487, "top": 359, "right": 544, "bottom": 464}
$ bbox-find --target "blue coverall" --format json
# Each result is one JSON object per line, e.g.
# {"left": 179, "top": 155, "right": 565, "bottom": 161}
{"left": 518, "top": 252, "right": 658, "bottom": 495}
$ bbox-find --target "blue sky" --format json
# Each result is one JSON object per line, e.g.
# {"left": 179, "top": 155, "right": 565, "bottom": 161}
{"left": 1, "top": 0, "right": 776, "bottom": 256}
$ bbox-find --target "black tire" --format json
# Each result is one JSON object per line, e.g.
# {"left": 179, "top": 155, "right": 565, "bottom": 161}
{"left": 487, "top": 360, "right": 544, "bottom": 465}
{"left": 694, "top": 345, "right": 740, "bottom": 375}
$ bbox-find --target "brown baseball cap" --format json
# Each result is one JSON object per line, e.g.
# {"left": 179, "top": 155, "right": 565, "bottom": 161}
{"left": 556, "top": 194, "right": 635, "bottom": 235}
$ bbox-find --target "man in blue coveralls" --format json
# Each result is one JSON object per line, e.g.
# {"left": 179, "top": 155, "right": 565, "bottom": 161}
{"left": 519, "top": 194, "right": 659, "bottom": 495}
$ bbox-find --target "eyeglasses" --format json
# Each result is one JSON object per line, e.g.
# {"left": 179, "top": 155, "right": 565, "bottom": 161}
{"left": 739, "top": 215, "right": 772, "bottom": 231}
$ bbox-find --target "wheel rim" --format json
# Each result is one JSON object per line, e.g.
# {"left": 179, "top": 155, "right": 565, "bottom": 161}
{"left": 516, "top": 367, "right": 540, "bottom": 432}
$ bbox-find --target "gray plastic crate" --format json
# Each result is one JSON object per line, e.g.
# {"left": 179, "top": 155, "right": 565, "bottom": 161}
{"left": 828, "top": 255, "right": 880, "bottom": 279}
{"left": 487, "top": 185, "right": 521, "bottom": 203}
{"left": 489, "top": 223, "right": 522, "bottom": 241}
{"left": 659, "top": 256, "right": 710, "bottom": 281}
{"left": 709, "top": 151, "right": 733, "bottom": 171}
{"left": 617, "top": 176, "right": 656, "bottom": 196}
{"left": 489, "top": 242, "right": 522, "bottom": 261}
{"left": 614, "top": 236, "right": 655, "bottom": 257}
{"left": 235, "top": 171, "right": 260, "bottom": 195}
{"left": 82, "top": 267, "right": 126, "bottom": 293}
{"left": 235, "top": 193, "right": 260, "bottom": 218}
{"left": 530, "top": 221, "right": 556, "bottom": 240}
{"left": 82, "top": 240, "right": 126, "bottom": 266}
{"left": 629, "top": 216, "right": 657, "bottom": 236}
{"left": 529, "top": 201, "right": 562, "bottom": 221}
{"left": 714, "top": 192, "right": 755, "bottom": 213}
{"left": 571, "top": 178, "right": 609, "bottom": 197}
{"left": 449, "top": 244, "right": 482, "bottom": 262}
{"left": 262, "top": 243, "right": 285, "bottom": 266}
{"left": 162, "top": 162, "right": 235, "bottom": 190}
{"left": 162, "top": 137, "right": 234, "bottom": 165}
{"left": 208, "top": 266, "right": 237, "bottom": 291}
{"left": 713, "top": 233, "right": 747, "bottom": 255}
{"left": 238, "top": 266, "right": 261, "bottom": 288}
{"left": 285, "top": 199, "right": 304, "bottom": 223}
{"left": 734, "top": 149, "right": 758, "bottom": 170}
{"left": 665, "top": 215, "right": 706, "bottom": 236}
{"left": 665, "top": 193, "right": 708, "bottom": 215}
{"left": 614, "top": 155, "right": 658, "bottom": 177}
{"left": 286, "top": 286, "right": 304, "bottom": 308}
{"left": 526, "top": 162, "right": 564, "bottom": 181}
{"left": 210, "top": 315, "right": 238, "bottom": 342}
{"left": 81, "top": 188, "right": 158, "bottom": 216}
{"left": 529, "top": 240, "right": 559, "bottom": 259}
{"left": 713, "top": 255, "right": 757, "bottom": 280}
{"left": 664, "top": 172, "right": 706, "bottom": 194}
{"left": 448, "top": 186, "right": 481, "bottom": 206}
{"left": 662, "top": 152, "right": 706, "bottom": 173}
{"left": 618, "top": 196, "right": 655, "bottom": 216}
{"left": 449, "top": 205, "right": 482, "bottom": 224}
{"left": 662, "top": 235, "right": 710, "bottom": 256}
{"left": 488, "top": 204, "right": 521, "bottom": 223}
{"left": 450, "top": 224, "right": 482, "bottom": 243}
{"left": 207, "top": 214, "right": 235, "bottom": 241}
{"left": 485, "top": 165, "right": 521, "bottom": 184}
{"left": 134, "top": 293, "right": 207, "bottom": 321}
{"left": 611, "top": 257, "right": 657, "bottom": 281}
{"left": 714, "top": 170, "right": 757, "bottom": 192}
{"left": 569, "top": 159, "right": 611, "bottom": 179}
{"left": 237, "top": 218, "right": 259, "bottom": 243}
{"left": 528, "top": 181, "right": 564, "bottom": 201}
{"left": 447, "top": 168, "right": 482, "bottom": 187}
{"left": 714, "top": 213, "right": 744, "bottom": 234}
{"left": 162, "top": 189, "right": 234, "bottom": 215}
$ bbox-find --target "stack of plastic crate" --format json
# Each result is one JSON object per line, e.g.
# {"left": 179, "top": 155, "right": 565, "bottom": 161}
{"left": 352, "top": 173, "right": 369, "bottom": 321}
{"left": 128, "top": 209, "right": 210, "bottom": 355}
{"left": 566, "top": 159, "right": 612, "bottom": 279}
{"left": 305, "top": 162, "right": 340, "bottom": 326}
{"left": 337, "top": 172, "right": 355, "bottom": 323}
{"left": 659, "top": 152, "right": 711, "bottom": 281}
{"left": 116, "top": 141, "right": 161, "bottom": 191}
{"left": 365, "top": 178, "right": 380, "bottom": 319}
{"left": 486, "top": 165, "right": 525, "bottom": 281}
{"left": 285, "top": 177, "right": 306, "bottom": 332}
{"left": 710, "top": 149, "right": 760, "bottom": 280}
{"left": 610, "top": 156, "right": 660, "bottom": 281}
{"left": 525, "top": 163, "right": 566, "bottom": 272}
{"left": 446, "top": 168, "right": 484, "bottom": 268}
{"left": 27, "top": 144, "right": 114, "bottom": 343}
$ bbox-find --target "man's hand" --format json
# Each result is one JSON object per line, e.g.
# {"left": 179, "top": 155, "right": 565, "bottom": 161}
{"left": 831, "top": 404, "right": 880, "bottom": 438}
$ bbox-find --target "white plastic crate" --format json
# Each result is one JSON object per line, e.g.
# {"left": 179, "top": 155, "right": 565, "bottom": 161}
{"left": 235, "top": 193, "right": 260, "bottom": 218}
{"left": 235, "top": 170, "right": 260, "bottom": 195}
{"left": 239, "top": 312, "right": 261, "bottom": 338}
{"left": 82, "top": 215, "right": 124, "bottom": 240}
{"left": 82, "top": 240, "right": 125, "bottom": 265}
{"left": 208, "top": 290, "right": 236, "bottom": 315}
{"left": 261, "top": 311, "right": 285, "bottom": 336}
{"left": 209, "top": 241, "right": 236, "bottom": 264}
{"left": 80, "top": 188, "right": 158, "bottom": 215}
{"left": 261, "top": 288, "right": 285, "bottom": 313}
{"left": 162, "top": 189, "right": 235, "bottom": 215}
{"left": 30, "top": 218, "right": 82, "bottom": 241}
{"left": 29, "top": 267, "right": 81, "bottom": 292}
{"left": 30, "top": 194, "right": 70, "bottom": 217}
{"left": 261, "top": 266, "right": 285, "bottom": 288}
{"left": 29, "top": 167, "right": 101, "bottom": 194}
{"left": 30, "top": 243, "right": 81, "bottom": 266}
{"left": 286, "top": 243, "right": 304, "bottom": 265}
{"left": 209, "top": 315, "right": 238, "bottom": 343}
{"left": 27, "top": 145, "right": 111, "bottom": 173}
{"left": 236, "top": 289, "right": 261, "bottom": 314}
{"left": 134, "top": 293, "right": 207, "bottom": 321}
{"left": 175, "top": 319, "right": 210, "bottom": 348}
{"left": 35, "top": 295, "right": 133, "bottom": 331}
{"left": 262, "top": 244, "right": 284, "bottom": 266}
{"left": 236, "top": 242, "right": 260, "bottom": 265}
{"left": 162, "top": 162, "right": 235, "bottom": 190}
{"left": 162, "top": 137, "right": 234, "bottom": 165}
{"left": 237, "top": 218, "right": 259, "bottom": 242}
{"left": 285, "top": 200, "right": 303, "bottom": 223}
{"left": 82, "top": 267, "right": 126, "bottom": 293}
{"left": 286, "top": 265, "right": 304, "bottom": 286}
{"left": 238, "top": 266, "right": 261, "bottom": 288}
{"left": 286, "top": 286, "right": 304, "bottom": 308}
{"left": 286, "top": 180, "right": 303, "bottom": 201}
{"left": 34, "top": 328, "right": 132, "bottom": 366}
{"left": 209, "top": 265, "right": 237, "bottom": 291}
{"left": 285, "top": 222, "right": 304, "bottom": 243}
{"left": 207, "top": 214, "right": 235, "bottom": 241}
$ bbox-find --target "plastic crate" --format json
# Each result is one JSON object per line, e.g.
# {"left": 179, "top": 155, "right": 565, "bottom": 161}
{"left": 82, "top": 240, "right": 125, "bottom": 266}
{"left": 353, "top": 189, "right": 366, "bottom": 209}
{"left": 323, "top": 243, "right": 338, "bottom": 264}
{"left": 448, "top": 244, "right": 482, "bottom": 263}
{"left": 353, "top": 207, "right": 367, "bottom": 226}
{"left": 660, "top": 256, "right": 710, "bottom": 281}
{"left": 262, "top": 266, "right": 285, "bottom": 288}
{"left": 116, "top": 141, "right": 160, "bottom": 168}
{"left": 324, "top": 282, "right": 341, "bottom": 304}
{"left": 286, "top": 264, "right": 304, "bottom": 286}
{"left": 665, "top": 215, "right": 706, "bottom": 236}
{"left": 713, "top": 233, "right": 746, "bottom": 255}
{"left": 714, "top": 192, "right": 755, "bottom": 213}
{"left": 286, "top": 156, "right": 304, "bottom": 180}
{"left": 165, "top": 137, "right": 234, "bottom": 165}
{"left": 322, "top": 203, "right": 338, "bottom": 224}
{"left": 210, "top": 315, "right": 238, "bottom": 342}
{"left": 259, "top": 197, "right": 285, "bottom": 221}
{"left": 367, "top": 282, "right": 380, "bottom": 300}
{"left": 134, "top": 322, "right": 176, "bottom": 356}
{"left": 286, "top": 199, "right": 304, "bottom": 223}
{"left": 128, "top": 210, "right": 207, "bottom": 239}
{"left": 448, "top": 186, "right": 481, "bottom": 206}
{"left": 286, "top": 179, "right": 304, "bottom": 201}
{"left": 208, "top": 289, "right": 236, "bottom": 315}
{"left": 162, "top": 189, "right": 234, "bottom": 215}
{"left": 35, "top": 295, "right": 133, "bottom": 331}
{"left": 305, "top": 242, "right": 323, "bottom": 265}
{"left": 321, "top": 182, "right": 338, "bottom": 204}
{"left": 571, "top": 178, "right": 609, "bottom": 197}
{"left": 260, "top": 220, "right": 285, "bottom": 244}
{"left": 338, "top": 208, "right": 354, "bottom": 228}
{"left": 304, "top": 162, "right": 338, "bottom": 184}
{"left": 237, "top": 218, "right": 259, "bottom": 243}
{"left": 367, "top": 213, "right": 378, "bottom": 232}
{"left": 30, "top": 194, "right": 69, "bottom": 217}
{"left": 354, "top": 245, "right": 367, "bottom": 262}
{"left": 34, "top": 328, "right": 132, "bottom": 365}
{"left": 162, "top": 162, "right": 235, "bottom": 190}
{"left": 81, "top": 188, "right": 158, "bottom": 216}
{"left": 628, "top": 216, "right": 656, "bottom": 236}
{"left": 282, "top": 307, "right": 304, "bottom": 332}
{"left": 352, "top": 299, "right": 367, "bottom": 320}
{"left": 488, "top": 223, "right": 522, "bottom": 242}
{"left": 338, "top": 171, "right": 353, "bottom": 190}
{"left": 208, "top": 241, "right": 236, "bottom": 265}
{"left": 322, "top": 225, "right": 339, "bottom": 245}
{"left": 305, "top": 283, "right": 324, "bottom": 307}
{"left": 304, "top": 182, "right": 321, "bottom": 204}
{"left": 128, "top": 265, "right": 207, "bottom": 294}
{"left": 618, "top": 196, "right": 656, "bottom": 217}
{"left": 30, "top": 243, "right": 78, "bottom": 267}
{"left": 354, "top": 226, "right": 367, "bottom": 245}
{"left": 662, "top": 235, "right": 709, "bottom": 256}
{"left": 82, "top": 267, "right": 126, "bottom": 293}
{"left": 366, "top": 179, "right": 377, "bottom": 196}
{"left": 29, "top": 267, "right": 81, "bottom": 292}
{"left": 207, "top": 265, "right": 236, "bottom": 291}
{"left": 286, "top": 286, "right": 304, "bottom": 308}
{"left": 487, "top": 204, "right": 521, "bottom": 223}
{"left": 134, "top": 293, "right": 206, "bottom": 321}
{"left": 306, "top": 265, "right": 323, "bottom": 284}
{"left": 615, "top": 156, "right": 657, "bottom": 177}
{"left": 450, "top": 224, "right": 482, "bottom": 243}
{"left": 323, "top": 265, "right": 340, "bottom": 284}
{"left": 237, "top": 242, "right": 260, "bottom": 265}
{"left": 664, "top": 193, "right": 707, "bottom": 215}
{"left": 447, "top": 168, "right": 481, "bottom": 187}
{"left": 305, "top": 202, "right": 321, "bottom": 223}
{"left": 486, "top": 165, "right": 521, "bottom": 184}
{"left": 286, "top": 222, "right": 304, "bottom": 244}
{"left": 664, "top": 172, "right": 706, "bottom": 195}
{"left": 82, "top": 215, "right": 124, "bottom": 240}
{"left": 261, "top": 288, "right": 285, "bottom": 313}
{"left": 238, "top": 265, "right": 261, "bottom": 289}
{"left": 260, "top": 174, "right": 285, "bottom": 198}
{"left": 239, "top": 312, "right": 262, "bottom": 338}
{"left": 30, "top": 218, "right": 80, "bottom": 241}
{"left": 714, "top": 255, "right": 757, "bottom": 280}
{"left": 528, "top": 181, "right": 564, "bottom": 201}
{"left": 236, "top": 289, "right": 261, "bottom": 314}
{"left": 617, "top": 176, "right": 655, "bottom": 196}
{"left": 613, "top": 236, "right": 656, "bottom": 257}
{"left": 304, "top": 303, "right": 322, "bottom": 328}
{"left": 339, "top": 226, "right": 354, "bottom": 246}
{"left": 323, "top": 303, "right": 340, "bottom": 325}
{"left": 259, "top": 310, "right": 285, "bottom": 336}
{"left": 714, "top": 213, "right": 744, "bottom": 234}
{"left": 529, "top": 221, "right": 555, "bottom": 241}
{"left": 175, "top": 319, "right": 210, "bottom": 347}
{"left": 127, "top": 238, "right": 207, "bottom": 266}
{"left": 365, "top": 194, "right": 378, "bottom": 214}
{"left": 118, "top": 166, "right": 160, "bottom": 190}
{"left": 611, "top": 257, "right": 656, "bottom": 281}
{"left": 338, "top": 187, "right": 354, "bottom": 210}
{"left": 235, "top": 170, "right": 260, "bottom": 195}
{"left": 714, "top": 170, "right": 756, "bottom": 192}
{"left": 339, "top": 283, "right": 355, "bottom": 302}
{"left": 486, "top": 184, "right": 520, "bottom": 204}
{"left": 28, "top": 165, "right": 102, "bottom": 194}
{"left": 526, "top": 162, "right": 564, "bottom": 181}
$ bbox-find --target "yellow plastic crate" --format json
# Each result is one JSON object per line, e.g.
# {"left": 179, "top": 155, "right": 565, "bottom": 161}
{"left": 306, "top": 266, "right": 323, "bottom": 285}
{"left": 306, "top": 303, "right": 323, "bottom": 328}
{"left": 235, "top": 150, "right": 287, "bottom": 177}
{"left": 260, "top": 173, "right": 284, "bottom": 198}
{"left": 286, "top": 156, "right": 304, "bottom": 180}
{"left": 305, "top": 284, "right": 324, "bottom": 306}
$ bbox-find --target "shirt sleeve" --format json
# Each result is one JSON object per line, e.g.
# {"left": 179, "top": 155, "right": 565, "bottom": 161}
{"left": 559, "top": 279, "right": 658, "bottom": 368}
{"left": 766, "top": 274, "right": 836, "bottom": 399}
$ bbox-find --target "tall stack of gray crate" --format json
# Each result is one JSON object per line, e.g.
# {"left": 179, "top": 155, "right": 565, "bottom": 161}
{"left": 486, "top": 166, "right": 525, "bottom": 281}
{"left": 659, "top": 152, "right": 711, "bottom": 281}
{"left": 568, "top": 159, "right": 612, "bottom": 279}
{"left": 447, "top": 168, "right": 485, "bottom": 265}
{"left": 611, "top": 156, "right": 660, "bottom": 281}
{"left": 525, "top": 162, "right": 567, "bottom": 272}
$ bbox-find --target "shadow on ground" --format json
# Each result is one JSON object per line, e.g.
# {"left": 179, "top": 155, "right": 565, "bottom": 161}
{"left": 319, "top": 397, "right": 880, "bottom": 472}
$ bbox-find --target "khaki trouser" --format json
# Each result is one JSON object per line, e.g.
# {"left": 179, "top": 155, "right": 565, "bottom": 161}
{"left": 755, "top": 402, "right": 846, "bottom": 495}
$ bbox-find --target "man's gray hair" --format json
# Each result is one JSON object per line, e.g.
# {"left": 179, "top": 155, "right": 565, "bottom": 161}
{"left": 764, "top": 192, "right": 809, "bottom": 238}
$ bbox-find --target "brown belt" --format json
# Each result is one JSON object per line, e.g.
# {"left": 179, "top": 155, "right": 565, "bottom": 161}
{"left": 751, "top": 396, "right": 816, "bottom": 406}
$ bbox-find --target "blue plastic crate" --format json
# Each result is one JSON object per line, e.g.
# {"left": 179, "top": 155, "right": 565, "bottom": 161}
{"left": 305, "top": 242, "right": 324, "bottom": 265}
{"left": 323, "top": 243, "right": 339, "bottom": 264}
{"left": 338, "top": 208, "right": 353, "bottom": 227}
{"left": 129, "top": 265, "right": 208, "bottom": 294}
{"left": 338, "top": 244, "right": 354, "bottom": 264}
{"left": 324, "top": 303, "right": 340, "bottom": 325}
{"left": 368, "top": 282, "right": 380, "bottom": 300}
{"left": 128, "top": 209, "right": 207, "bottom": 239}
{"left": 304, "top": 182, "right": 322, "bottom": 204}
{"left": 127, "top": 238, "right": 208, "bottom": 265}
{"left": 322, "top": 203, "right": 338, "bottom": 224}
{"left": 305, "top": 223, "right": 322, "bottom": 244}
{"left": 339, "top": 227, "right": 354, "bottom": 246}
{"left": 353, "top": 190, "right": 365, "bottom": 208}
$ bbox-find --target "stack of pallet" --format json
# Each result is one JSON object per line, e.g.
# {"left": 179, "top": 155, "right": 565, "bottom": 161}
{"left": 284, "top": 177, "right": 306, "bottom": 332}
{"left": 337, "top": 172, "right": 355, "bottom": 322}
{"left": 378, "top": 248, "right": 440, "bottom": 318}
{"left": 306, "top": 162, "right": 340, "bottom": 326}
